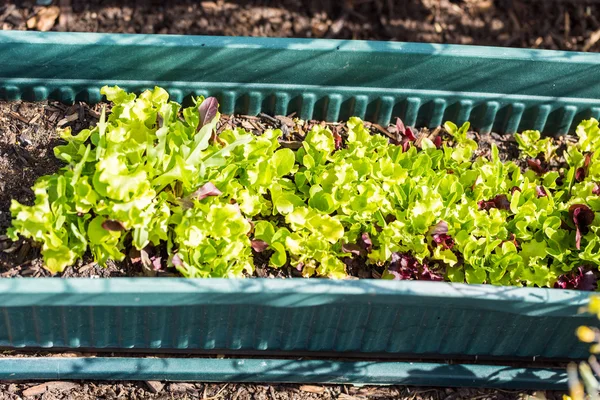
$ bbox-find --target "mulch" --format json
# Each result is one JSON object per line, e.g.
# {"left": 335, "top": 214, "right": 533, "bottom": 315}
{"left": 2, "top": 0, "right": 600, "bottom": 52}
{"left": 0, "top": 381, "right": 562, "bottom": 400}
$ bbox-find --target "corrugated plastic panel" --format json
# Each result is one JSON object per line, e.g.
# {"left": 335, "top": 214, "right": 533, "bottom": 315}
{"left": 0, "top": 279, "right": 593, "bottom": 360}
{"left": 1, "top": 31, "right": 600, "bottom": 134}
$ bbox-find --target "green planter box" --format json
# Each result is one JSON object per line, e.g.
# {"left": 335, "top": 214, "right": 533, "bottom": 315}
{"left": 0, "top": 279, "right": 594, "bottom": 360}
{"left": 0, "top": 31, "right": 598, "bottom": 361}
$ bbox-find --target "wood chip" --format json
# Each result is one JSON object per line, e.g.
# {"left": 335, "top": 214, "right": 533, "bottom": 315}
{"left": 87, "top": 108, "right": 101, "bottom": 119}
{"left": 145, "top": 381, "right": 164, "bottom": 394}
{"left": 35, "top": 6, "right": 60, "bottom": 32}
{"left": 23, "top": 381, "right": 79, "bottom": 397}
{"left": 28, "top": 113, "right": 40, "bottom": 125}
{"left": 371, "top": 123, "right": 395, "bottom": 141}
{"left": 78, "top": 263, "right": 96, "bottom": 274}
{"left": 240, "top": 120, "right": 255, "bottom": 131}
{"left": 278, "top": 140, "right": 302, "bottom": 150}
{"left": 58, "top": 0, "right": 71, "bottom": 31}
{"left": 26, "top": 16, "right": 36, "bottom": 30}
{"left": 338, "top": 394, "right": 365, "bottom": 400}
{"left": 57, "top": 112, "right": 79, "bottom": 127}
{"left": 275, "top": 115, "right": 295, "bottom": 127}
{"left": 169, "top": 383, "right": 196, "bottom": 393}
{"left": 9, "top": 111, "right": 29, "bottom": 124}
{"left": 299, "top": 385, "right": 325, "bottom": 394}
{"left": 49, "top": 352, "right": 82, "bottom": 358}
{"left": 2, "top": 242, "right": 20, "bottom": 254}
{"left": 584, "top": 29, "right": 600, "bottom": 51}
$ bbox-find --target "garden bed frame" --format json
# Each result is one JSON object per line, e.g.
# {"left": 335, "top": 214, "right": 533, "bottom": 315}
{"left": 0, "top": 30, "right": 599, "bottom": 387}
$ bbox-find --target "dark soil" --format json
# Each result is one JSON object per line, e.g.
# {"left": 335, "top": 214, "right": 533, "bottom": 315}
{"left": 0, "top": 381, "right": 563, "bottom": 400}
{"left": 2, "top": 0, "right": 600, "bottom": 52}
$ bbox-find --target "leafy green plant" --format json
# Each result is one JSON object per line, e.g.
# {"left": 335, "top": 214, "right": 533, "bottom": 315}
{"left": 515, "top": 129, "right": 557, "bottom": 159}
{"left": 7, "top": 86, "right": 600, "bottom": 285}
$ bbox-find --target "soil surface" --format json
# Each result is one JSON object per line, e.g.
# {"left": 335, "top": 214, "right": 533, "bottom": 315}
{"left": 0, "top": 381, "right": 563, "bottom": 400}
{"left": 2, "top": 0, "right": 600, "bottom": 52}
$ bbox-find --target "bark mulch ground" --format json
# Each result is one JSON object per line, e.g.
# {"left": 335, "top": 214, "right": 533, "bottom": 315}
{"left": 2, "top": 0, "right": 600, "bottom": 52}
{"left": 0, "top": 381, "right": 560, "bottom": 400}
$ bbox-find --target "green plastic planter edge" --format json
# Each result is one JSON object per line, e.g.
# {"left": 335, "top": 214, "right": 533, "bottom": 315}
{"left": 0, "top": 279, "right": 594, "bottom": 360}
{"left": 2, "top": 31, "right": 600, "bottom": 134}
{"left": 0, "top": 357, "right": 568, "bottom": 389}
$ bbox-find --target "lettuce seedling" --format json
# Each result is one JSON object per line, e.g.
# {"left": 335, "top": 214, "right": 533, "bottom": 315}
{"left": 8, "top": 87, "right": 600, "bottom": 288}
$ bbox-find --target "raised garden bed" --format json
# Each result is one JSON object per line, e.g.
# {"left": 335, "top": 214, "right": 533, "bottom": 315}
{"left": 0, "top": 31, "right": 599, "bottom": 386}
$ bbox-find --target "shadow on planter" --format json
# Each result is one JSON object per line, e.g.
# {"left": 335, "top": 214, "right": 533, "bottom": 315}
{"left": 0, "top": 278, "right": 593, "bottom": 360}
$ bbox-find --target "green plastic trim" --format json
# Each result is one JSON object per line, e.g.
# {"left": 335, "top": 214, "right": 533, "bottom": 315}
{"left": 0, "top": 279, "right": 594, "bottom": 360}
{"left": 1, "top": 31, "right": 600, "bottom": 134}
{"left": 0, "top": 357, "right": 568, "bottom": 389}
{"left": 0, "top": 278, "right": 590, "bottom": 315}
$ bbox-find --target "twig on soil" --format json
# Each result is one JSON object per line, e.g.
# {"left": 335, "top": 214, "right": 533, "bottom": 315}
{"left": 258, "top": 112, "right": 279, "bottom": 125}
{"left": 9, "top": 111, "right": 29, "bottom": 124}
{"left": 203, "top": 384, "right": 229, "bottom": 400}
{"left": 371, "top": 123, "right": 395, "bottom": 141}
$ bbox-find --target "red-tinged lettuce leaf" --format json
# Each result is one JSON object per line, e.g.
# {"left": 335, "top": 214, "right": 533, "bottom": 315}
{"left": 394, "top": 118, "right": 416, "bottom": 149}
{"left": 342, "top": 243, "right": 362, "bottom": 256}
{"left": 333, "top": 129, "right": 343, "bottom": 150}
{"left": 405, "top": 126, "right": 417, "bottom": 141}
{"left": 102, "top": 219, "right": 126, "bottom": 231}
{"left": 536, "top": 186, "right": 548, "bottom": 198}
{"left": 358, "top": 232, "right": 373, "bottom": 253}
{"left": 388, "top": 252, "right": 414, "bottom": 280}
{"left": 342, "top": 232, "right": 372, "bottom": 256}
{"left": 593, "top": 184, "right": 600, "bottom": 196}
{"left": 505, "top": 233, "right": 519, "bottom": 249}
{"left": 555, "top": 267, "right": 597, "bottom": 291}
{"left": 575, "top": 152, "right": 593, "bottom": 182}
{"left": 429, "top": 221, "right": 454, "bottom": 249}
{"left": 198, "top": 97, "right": 219, "bottom": 131}
{"left": 569, "top": 204, "right": 595, "bottom": 250}
{"left": 478, "top": 194, "right": 510, "bottom": 211}
{"left": 151, "top": 256, "right": 162, "bottom": 271}
{"left": 395, "top": 117, "right": 406, "bottom": 135}
{"left": 429, "top": 220, "right": 448, "bottom": 235}
{"left": 251, "top": 239, "right": 269, "bottom": 253}
{"left": 511, "top": 186, "right": 522, "bottom": 194}
{"left": 433, "top": 136, "right": 442, "bottom": 149}
{"left": 388, "top": 253, "right": 443, "bottom": 281}
{"left": 190, "top": 182, "right": 222, "bottom": 201}
{"left": 527, "top": 158, "right": 545, "bottom": 175}
{"left": 171, "top": 253, "right": 184, "bottom": 267}
{"left": 421, "top": 264, "right": 444, "bottom": 281}
{"left": 433, "top": 233, "right": 454, "bottom": 249}
{"left": 129, "top": 248, "right": 141, "bottom": 264}
{"left": 575, "top": 167, "right": 586, "bottom": 182}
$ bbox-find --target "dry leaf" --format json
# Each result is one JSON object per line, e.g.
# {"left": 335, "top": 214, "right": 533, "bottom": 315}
{"left": 584, "top": 29, "right": 600, "bottom": 52}
{"left": 299, "top": 385, "right": 325, "bottom": 394}
{"left": 26, "top": 16, "right": 36, "bottom": 29}
{"left": 35, "top": 6, "right": 60, "bottom": 32}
